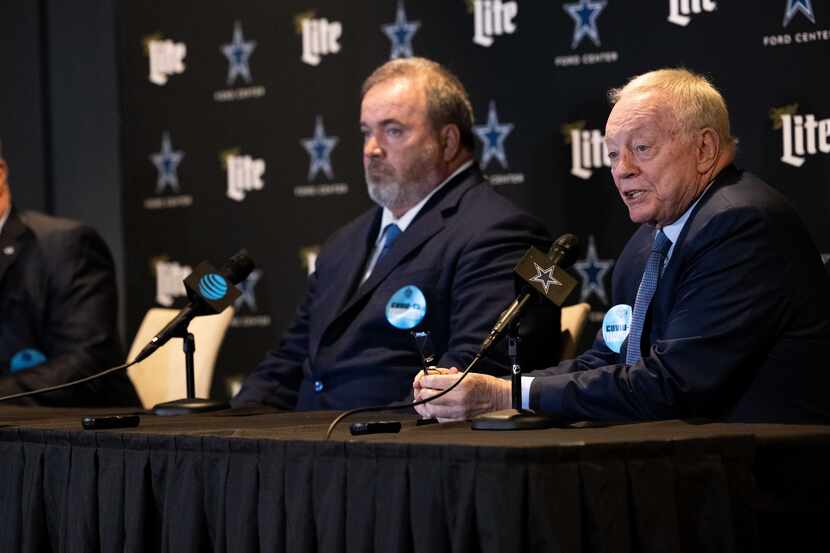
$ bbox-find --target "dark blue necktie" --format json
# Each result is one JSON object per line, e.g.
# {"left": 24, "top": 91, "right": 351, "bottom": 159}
{"left": 625, "top": 230, "right": 672, "bottom": 365}
{"left": 375, "top": 223, "right": 401, "bottom": 265}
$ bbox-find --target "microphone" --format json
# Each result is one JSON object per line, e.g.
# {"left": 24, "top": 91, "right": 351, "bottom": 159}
{"left": 133, "top": 250, "right": 255, "bottom": 363}
{"left": 479, "top": 234, "right": 580, "bottom": 353}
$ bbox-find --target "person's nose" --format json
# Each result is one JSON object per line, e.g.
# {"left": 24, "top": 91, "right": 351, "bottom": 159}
{"left": 364, "top": 134, "right": 383, "bottom": 159}
{"left": 612, "top": 149, "right": 639, "bottom": 181}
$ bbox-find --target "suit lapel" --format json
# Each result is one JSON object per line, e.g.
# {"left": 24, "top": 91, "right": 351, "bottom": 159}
{"left": 0, "top": 209, "right": 29, "bottom": 286}
{"left": 325, "top": 209, "right": 381, "bottom": 322}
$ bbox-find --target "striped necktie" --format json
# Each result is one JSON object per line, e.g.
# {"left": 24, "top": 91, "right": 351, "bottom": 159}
{"left": 625, "top": 230, "right": 672, "bottom": 365}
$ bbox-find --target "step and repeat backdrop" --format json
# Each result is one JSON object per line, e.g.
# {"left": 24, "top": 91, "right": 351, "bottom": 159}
{"left": 118, "top": 0, "right": 830, "bottom": 400}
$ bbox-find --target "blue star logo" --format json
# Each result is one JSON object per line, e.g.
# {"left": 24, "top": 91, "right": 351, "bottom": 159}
{"left": 573, "top": 235, "right": 614, "bottom": 305}
{"left": 783, "top": 0, "right": 815, "bottom": 26}
{"left": 382, "top": 0, "right": 420, "bottom": 59}
{"left": 150, "top": 132, "right": 184, "bottom": 194}
{"left": 221, "top": 21, "right": 257, "bottom": 85}
{"left": 474, "top": 100, "right": 514, "bottom": 170}
{"left": 300, "top": 116, "right": 339, "bottom": 181}
{"left": 530, "top": 262, "right": 563, "bottom": 295}
{"left": 235, "top": 269, "right": 262, "bottom": 312}
{"left": 563, "top": 0, "right": 607, "bottom": 49}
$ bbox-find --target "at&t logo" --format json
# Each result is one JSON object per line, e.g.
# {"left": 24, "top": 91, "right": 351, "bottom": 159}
{"left": 471, "top": 0, "right": 518, "bottom": 47}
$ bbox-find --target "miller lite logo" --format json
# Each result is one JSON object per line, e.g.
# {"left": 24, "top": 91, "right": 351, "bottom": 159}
{"left": 772, "top": 104, "right": 830, "bottom": 168}
{"left": 146, "top": 35, "right": 186, "bottom": 85}
{"left": 563, "top": 121, "right": 610, "bottom": 180}
{"left": 470, "top": 0, "right": 518, "bottom": 47}
{"left": 222, "top": 149, "right": 266, "bottom": 202}
{"left": 154, "top": 258, "right": 191, "bottom": 307}
{"left": 667, "top": 0, "right": 717, "bottom": 27}
{"left": 296, "top": 11, "right": 342, "bottom": 66}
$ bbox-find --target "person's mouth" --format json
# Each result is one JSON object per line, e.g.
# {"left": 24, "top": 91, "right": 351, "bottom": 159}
{"left": 623, "top": 190, "right": 646, "bottom": 202}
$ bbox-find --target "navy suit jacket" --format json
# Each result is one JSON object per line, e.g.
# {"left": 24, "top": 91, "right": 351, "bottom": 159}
{"left": 529, "top": 166, "right": 830, "bottom": 423}
{"left": 0, "top": 209, "right": 140, "bottom": 406}
{"left": 234, "top": 166, "right": 558, "bottom": 410}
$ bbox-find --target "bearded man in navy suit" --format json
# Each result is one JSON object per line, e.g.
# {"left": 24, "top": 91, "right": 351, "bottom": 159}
{"left": 233, "top": 58, "right": 557, "bottom": 410}
{"left": 416, "top": 68, "right": 830, "bottom": 424}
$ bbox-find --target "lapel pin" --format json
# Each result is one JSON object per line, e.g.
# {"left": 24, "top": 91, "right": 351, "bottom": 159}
{"left": 386, "top": 285, "right": 427, "bottom": 329}
{"left": 2, "top": 246, "right": 13, "bottom": 256}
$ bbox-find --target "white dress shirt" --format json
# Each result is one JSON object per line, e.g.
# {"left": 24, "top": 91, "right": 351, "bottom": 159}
{"left": 361, "top": 160, "right": 473, "bottom": 282}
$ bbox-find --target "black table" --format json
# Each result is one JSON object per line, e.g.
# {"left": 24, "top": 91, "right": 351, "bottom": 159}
{"left": 0, "top": 407, "right": 826, "bottom": 552}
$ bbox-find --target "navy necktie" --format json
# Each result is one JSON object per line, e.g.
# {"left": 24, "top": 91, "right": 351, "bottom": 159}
{"left": 625, "top": 230, "right": 672, "bottom": 366}
{"left": 376, "top": 223, "right": 402, "bottom": 265}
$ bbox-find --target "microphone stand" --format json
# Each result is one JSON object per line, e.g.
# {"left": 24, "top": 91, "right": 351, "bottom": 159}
{"left": 470, "top": 320, "right": 559, "bottom": 430}
{"left": 152, "top": 321, "right": 227, "bottom": 416}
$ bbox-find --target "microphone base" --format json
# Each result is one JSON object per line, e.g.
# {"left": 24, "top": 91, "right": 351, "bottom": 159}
{"left": 470, "top": 408, "right": 562, "bottom": 431}
{"left": 152, "top": 397, "right": 228, "bottom": 416}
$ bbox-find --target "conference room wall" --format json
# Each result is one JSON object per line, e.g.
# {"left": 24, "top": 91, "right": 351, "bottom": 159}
{"left": 2, "top": 2, "right": 828, "bottom": 401}
{"left": 0, "top": 0, "right": 128, "bottom": 344}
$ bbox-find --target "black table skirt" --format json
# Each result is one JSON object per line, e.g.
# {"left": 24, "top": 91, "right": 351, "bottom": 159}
{"left": 0, "top": 408, "right": 826, "bottom": 553}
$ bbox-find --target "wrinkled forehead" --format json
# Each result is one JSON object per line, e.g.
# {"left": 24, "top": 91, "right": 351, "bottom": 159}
{"left": 361, "top": 76, "right": 427, "bottom": 121}
{"left": 605, "top": 91, "right": 677, "bottom": 140}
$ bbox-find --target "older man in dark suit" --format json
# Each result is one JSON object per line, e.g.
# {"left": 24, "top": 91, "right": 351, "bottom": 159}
{"left": 233, "top": 58, "right": 557, "bottom": 410}
{"left": 416, "top": 68, "right": 830, "bottom": 424}
{"left": 0, "top": 151, "right": 140, "bottom": 406}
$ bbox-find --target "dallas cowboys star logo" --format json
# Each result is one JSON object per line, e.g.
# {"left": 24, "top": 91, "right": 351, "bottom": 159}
{"left": 235, "top": 269, "right": 262, "bottom": 312}
{"left": 783, "top": 0, "right": 815, "bottom": 27}
{"left": 221, "top": 21, "right": 257, "bottom": 85}
{"left": 382, "top": 0, "right": 420, "bottom": 59}
{"left": 530, "top": 262, "right": 562, "bottom": 295}
{"left": 300, "top": 116, "right": 339, "bottom": 181}
{"left": 573, "top": 235, "right": 614, "bottom": 305}
{"left": 563, "top": 0, "right": 607, "bottom": 49}
{"left": 150, "top": 132, "right": 184, "bottom": 194}
{"left": 821, "top": 253, "right": 830, "bottom": 265}
{"left": 474, "top": 100, "right": 514, "bottom": 170}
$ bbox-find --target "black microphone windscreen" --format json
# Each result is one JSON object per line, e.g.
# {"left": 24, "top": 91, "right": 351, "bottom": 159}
{"left": 547, "top": 234, "right": 580, "bottom": 268}
{"left": 219, "top": 250, "right": 255, "bottom": 284}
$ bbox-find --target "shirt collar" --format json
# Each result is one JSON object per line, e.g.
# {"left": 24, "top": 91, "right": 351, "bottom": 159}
{"left": 376, "top": 159, "right": 473, "bottom": 243}
{"left": 0, "top": 208, "right": 9, "bottom": 238}
{"left": 660, "top": 180, "right": 713, "bottom": 246}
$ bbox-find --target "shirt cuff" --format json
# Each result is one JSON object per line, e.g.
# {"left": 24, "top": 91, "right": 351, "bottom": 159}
{"left": 521, "top": 376, "right": 534, "bottom": 410}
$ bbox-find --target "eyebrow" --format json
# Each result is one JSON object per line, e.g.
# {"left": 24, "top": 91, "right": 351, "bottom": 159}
{"left": 360, "top": 118, "right": 406, "bottom": 129}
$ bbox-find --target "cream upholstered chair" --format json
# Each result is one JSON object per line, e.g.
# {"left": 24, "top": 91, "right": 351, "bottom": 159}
{"left": 560, "top": 302, "right": 591, "bottom": 360}
{"left": 127, "top": 307, "right": 235, "bottom": 409}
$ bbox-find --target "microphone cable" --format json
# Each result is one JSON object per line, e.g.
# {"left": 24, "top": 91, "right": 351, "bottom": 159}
{"left": 325, "top": 352, "right": 484, "bottom": 440}
{"left": 0, "top": 360, "right": 138, "bottom": 403}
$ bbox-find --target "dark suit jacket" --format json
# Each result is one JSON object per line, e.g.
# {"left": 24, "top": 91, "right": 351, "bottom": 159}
{"left": 234, "top": 166, "right": 558, "bottom": 410}
{"left": 0, "top": 209, "right": 140, "bottom": 406}
{"left": 528, "top": 165, "right": 830, "bottom": 423}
